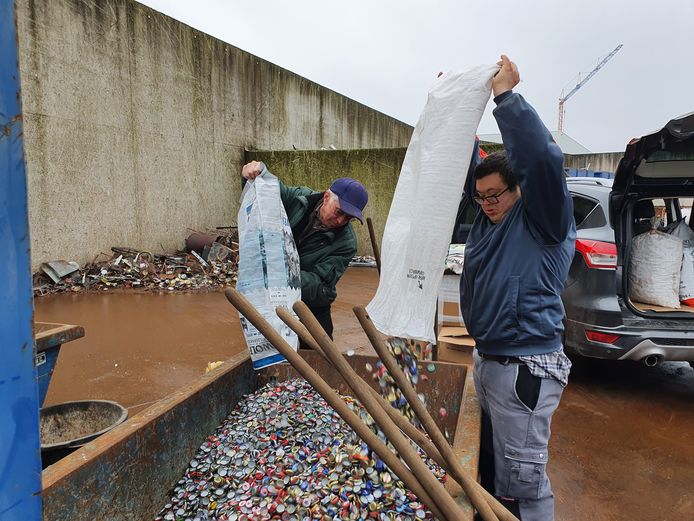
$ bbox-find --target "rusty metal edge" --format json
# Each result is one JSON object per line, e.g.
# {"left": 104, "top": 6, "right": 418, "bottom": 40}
{"left": 42, "top": 349, "right": 251, "bottom": 489}
{"left": 450, "top": 363, "right": 481, "bottom": 516}
{"left": 35, "top": 322, "right": 85, "bottom": 352}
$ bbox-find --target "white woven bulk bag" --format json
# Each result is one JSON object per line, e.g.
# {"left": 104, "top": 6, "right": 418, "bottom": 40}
{"left": 366, "top": 63, "right": 498, "bottom": 343}
{"left": 629, "top": 230, "right": 683, "bottom": 308}
{"left": 680, "top": 246, "right": 694, "bottom": 304}
{"left": 667, "top": 219, "right": 694, "bottom": 244}
{"left": 665, "top": 220, "right": 694, "bottom": 304}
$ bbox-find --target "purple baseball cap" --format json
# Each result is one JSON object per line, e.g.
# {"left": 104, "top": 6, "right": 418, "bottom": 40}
{"left": 330, "top": 177, "right": 368, "bottom": 224}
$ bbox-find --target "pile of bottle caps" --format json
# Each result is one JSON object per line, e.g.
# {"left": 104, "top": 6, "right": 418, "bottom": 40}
{"left": 155, "top": 378, "right": 444, "bottom": 521}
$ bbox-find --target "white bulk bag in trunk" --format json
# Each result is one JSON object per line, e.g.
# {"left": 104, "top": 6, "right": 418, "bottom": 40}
{"left": 629, "top": 229, "right": 683, "bottom": 309}
{"left": 237, "top": 165, "right": 302, "bottom": 369}
{"left": 666, "top": 220, "right": 694, "bottom": 304}
{"left": 680, "top": 247, "right": 694, "bottom": 304}
{"left": 667, "top": 219, "right": 694, "bottom": 244}
{"left": 366, "top": 64, "right": 498, "bottom": 343}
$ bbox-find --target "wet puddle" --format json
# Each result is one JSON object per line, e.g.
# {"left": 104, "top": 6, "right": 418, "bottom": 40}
{"left": 35, "top": 290, "right": 245, "bottom": 415}
{"left": 34, "top": 268, "right": 378, "bottom": 415}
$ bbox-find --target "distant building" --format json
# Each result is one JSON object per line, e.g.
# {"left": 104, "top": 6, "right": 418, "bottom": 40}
{"left": 478, "top": 131, "right": 591, "bottom": 155}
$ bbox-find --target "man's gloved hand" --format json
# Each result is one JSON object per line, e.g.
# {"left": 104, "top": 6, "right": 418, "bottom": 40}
{"left": 241, "top": 161, "right": 265, "bottom": 180}
{"left": 492, "top": 54, "right": 520, "bottom": 97}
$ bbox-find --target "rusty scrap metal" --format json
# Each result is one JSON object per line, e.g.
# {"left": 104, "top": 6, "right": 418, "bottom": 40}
{"left": 349, "top": 255, "right": 377, "bottom": 267}
{"left": 40, "top": 261, "right": 81, "bottom": 283}
{"left": 33, "top": 230, "right": 239, "bottom": 296}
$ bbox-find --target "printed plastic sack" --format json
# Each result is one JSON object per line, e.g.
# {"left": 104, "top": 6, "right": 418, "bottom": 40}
{"left": 366, "top": 63, "right": 498, "bottom": 343}
{"left": 629, "top": 230, "right": 683, "bottom": 308}
{"left": 666, "top": 220, "right": 694, "bottom": 304}
{"left": 236, "top": 164, "right": 301, "bottom": 369}
{"left": 445, "top": 244, "right": 466, "bottom": 275}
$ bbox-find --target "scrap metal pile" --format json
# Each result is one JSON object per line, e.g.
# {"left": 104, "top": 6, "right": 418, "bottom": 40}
{"left": 349, "top": 255, "right": 378, "bottom": 267}
{"left": 156, "top": 378, "right": 444, "bottom": 521}
{"left": 32, "top": 231, "right": 239, "bottom": 296}
{"left": 33, "top": 230, "right": 376, "bottom": 297}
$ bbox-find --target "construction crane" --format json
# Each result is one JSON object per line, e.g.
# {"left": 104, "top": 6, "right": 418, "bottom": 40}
{"left": 558, "top": 44, "right": 623, "bottom": 133}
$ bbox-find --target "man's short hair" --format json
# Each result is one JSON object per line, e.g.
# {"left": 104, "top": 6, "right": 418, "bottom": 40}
{"left": 474, "top": 151, "right": 518, "bottom": 191}
{"left": 326, "top": 190, "right": 340, "bottom": 204}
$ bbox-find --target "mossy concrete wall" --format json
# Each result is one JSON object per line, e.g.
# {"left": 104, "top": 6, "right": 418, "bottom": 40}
{"left": 16, "top": 0, "right": 413, "bottom": 268}
{"left": 243, "top": 147, "right": 625, "bottom": 258}
{"left": 247, "top": 149, "right": 408, "bottom": 256}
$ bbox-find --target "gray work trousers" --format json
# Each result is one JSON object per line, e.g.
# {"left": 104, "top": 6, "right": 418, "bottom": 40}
{"left": 472, "top": 351, "right": 564, "bottom": 521}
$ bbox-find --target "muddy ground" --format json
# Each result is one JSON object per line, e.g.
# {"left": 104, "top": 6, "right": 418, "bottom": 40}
{"left": 35, "top": 267, "right": 694, "bottom": 520}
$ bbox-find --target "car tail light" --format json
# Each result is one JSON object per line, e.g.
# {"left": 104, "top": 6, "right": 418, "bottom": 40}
{"left": 575, "top": 239, "right": 617, "bottom": 269}
{"left": 585, "top": 330, "right": 621, "bottom": 344}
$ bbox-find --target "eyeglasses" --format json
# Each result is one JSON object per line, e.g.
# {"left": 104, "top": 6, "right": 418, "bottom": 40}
{"left": 473, "top": 187, "right": 509, "bottom": 205}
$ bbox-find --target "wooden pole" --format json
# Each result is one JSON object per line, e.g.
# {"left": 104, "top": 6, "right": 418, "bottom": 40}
{"left": 354, "top": 306, "right": 517, "bottom": 521}
{"left": 366, "top": 217, "right": 382, "bottom": 275}
{"left": 294, "top": 300, "right": 466, "bottom": 521}
{"left": 223, "top": 289, "right": 446, "bottom": 520}
{"left": 275, "top": 306, "right": 448, "bottom": 469}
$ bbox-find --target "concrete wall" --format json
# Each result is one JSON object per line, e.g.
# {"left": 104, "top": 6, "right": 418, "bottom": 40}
{"left": 564, "top": 152, "right": 624, "bottom": 174}
{"left": 246, "top": 149, "right": 407, "bottom": 256}
{"left": 16, "top": 0, "right": 413, "bottom": 268}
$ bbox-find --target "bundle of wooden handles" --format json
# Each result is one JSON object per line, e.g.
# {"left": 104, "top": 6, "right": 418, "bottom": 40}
{"left": 224, "top": 288, "right": 518, "bottom": 521}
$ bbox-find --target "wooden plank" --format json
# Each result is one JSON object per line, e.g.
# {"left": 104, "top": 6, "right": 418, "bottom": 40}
{"left": 632, "top": 301, "right": 694, "bottom": 314}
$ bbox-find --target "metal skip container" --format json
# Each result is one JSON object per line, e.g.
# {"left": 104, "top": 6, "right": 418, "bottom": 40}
{"left": 41, "top": 350, "right": 481, "bottom": 520}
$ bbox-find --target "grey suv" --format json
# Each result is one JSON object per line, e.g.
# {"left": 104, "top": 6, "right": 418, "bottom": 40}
{"left": 563, "top": 177, "right": 694, "bottom": 365}
{"left": 564, "top": 113, "right": 694, "bottom": 366}
{"left": 454, "top": 112, "right": 694, "bottom": 365}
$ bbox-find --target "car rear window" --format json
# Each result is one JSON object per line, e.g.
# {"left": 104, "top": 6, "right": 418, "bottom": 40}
{"left": 572, "top": 195, "right": 600, "bottom": 229}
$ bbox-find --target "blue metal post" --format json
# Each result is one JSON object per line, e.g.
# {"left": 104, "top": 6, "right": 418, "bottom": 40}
{"left": 0, "top": 0, "right": 43, "bottom": 518}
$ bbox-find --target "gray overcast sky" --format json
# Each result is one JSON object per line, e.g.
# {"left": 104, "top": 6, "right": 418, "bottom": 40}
{"left": 138, "top": 0, "right": 692, "bottom": 153}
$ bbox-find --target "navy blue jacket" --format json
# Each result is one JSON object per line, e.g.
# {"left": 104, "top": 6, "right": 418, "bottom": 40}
{"left": 460, "top": 91, "right": 576, "bottom": 356}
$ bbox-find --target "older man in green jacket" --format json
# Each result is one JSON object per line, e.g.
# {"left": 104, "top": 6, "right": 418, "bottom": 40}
{"left": 241, "top": 161, "right": 368, "bottom": 337}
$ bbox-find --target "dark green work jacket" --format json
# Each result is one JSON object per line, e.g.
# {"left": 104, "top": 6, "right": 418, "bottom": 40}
{"left": 280, "top": 182, "right": 357, "bottom": 311}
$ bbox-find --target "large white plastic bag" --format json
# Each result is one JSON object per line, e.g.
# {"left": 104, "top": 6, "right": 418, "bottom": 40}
{"left": 236, "top": 165, "right": 302, "bottom": 369}
{"left": 666, "top": 220, "right": 694, "bottom": 301}
{"left": 629, "top": 230, "right": 683, "bottom": 308}
{"left": 681, "top": 246, "right": 694, "bottom": 302}
{"left": 366, "top": 64, "right": 498, "bottom": 343}
{"left": 667, "top": 219, "right": 694, "bottom": 244}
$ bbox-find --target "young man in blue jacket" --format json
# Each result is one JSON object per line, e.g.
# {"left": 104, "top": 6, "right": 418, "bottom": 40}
{"left": 460, "top": 56, "right": 575, "bottom": 521}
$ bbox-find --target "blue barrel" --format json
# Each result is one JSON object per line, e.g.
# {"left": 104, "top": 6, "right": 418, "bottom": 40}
{"left": 34, "top": 322, "right": 85, "bottom": 406}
